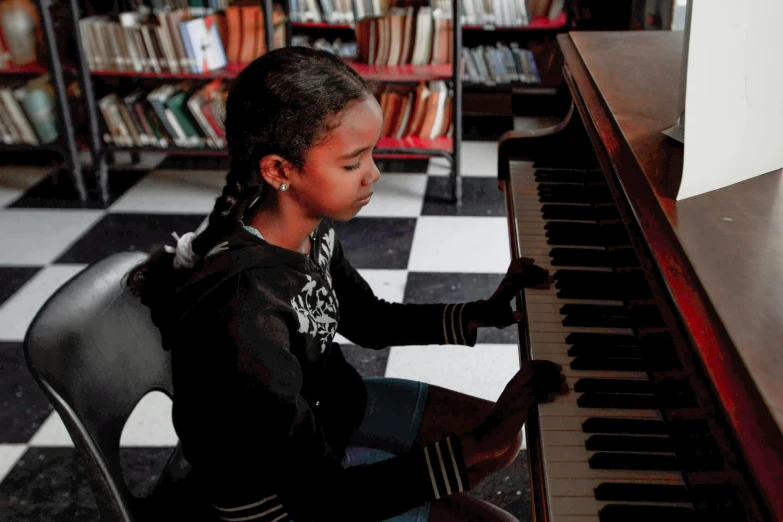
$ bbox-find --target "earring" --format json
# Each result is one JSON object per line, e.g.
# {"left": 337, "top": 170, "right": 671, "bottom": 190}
{"left": 279, "top": 183, "right": 289, "bottom": 192}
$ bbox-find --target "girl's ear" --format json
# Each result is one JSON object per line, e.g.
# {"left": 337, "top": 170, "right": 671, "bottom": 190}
{"left": 258, "top": 154, "right": 294, "bottom": 188}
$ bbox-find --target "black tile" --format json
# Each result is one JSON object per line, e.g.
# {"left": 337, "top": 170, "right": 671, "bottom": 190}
{"left": 9, "top": 169, "right": 148, "bottom": 210}
{"left": 0, "top": 342, "right": 53, "bottom": 443}
{"left": 0, "top": 267, "right": 40, "bottom": 307}
{"left": 55, "top": 213, "right": 207, "bottom": 265}
{"left": 468, "top": 451, "right": 532, "bottom": 520}
{"left": 374, "top": 158, "right": 430, "bottom": 173}
{"left": 339, "top": 344, "right": 390, "bottom": 378}
{"left": 403, "top": 272, "right": 519, "bottom": 344}
{"left": 332, "top": 217, "right": 416, "bottom": 270}
{"left": 422, "top": 176, "right": 505, "bottom": 216}
{"left": 0, "top": 446, "right": 174, "bottom": 522}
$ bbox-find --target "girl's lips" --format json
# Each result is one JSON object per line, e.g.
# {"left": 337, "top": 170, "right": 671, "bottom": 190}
{"left": 357, "top": 193, "right": 373, "bottom": 205}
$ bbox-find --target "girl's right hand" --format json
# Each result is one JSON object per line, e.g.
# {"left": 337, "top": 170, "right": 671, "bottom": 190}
{"left": 461, "top": 360, "right": 567, "bottom": 469}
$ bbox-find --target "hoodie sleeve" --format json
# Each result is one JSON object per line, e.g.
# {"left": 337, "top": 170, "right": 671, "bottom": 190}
{"left": 210, "top": 297, "right": 472, "bottom": 522}
{"left": 330, "top": 235, "right": 478, "bottom": 349}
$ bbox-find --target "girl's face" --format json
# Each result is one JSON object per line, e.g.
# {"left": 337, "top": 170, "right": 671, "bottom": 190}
{"left": 293, "top": 94, "right": 383, "bottom": 221}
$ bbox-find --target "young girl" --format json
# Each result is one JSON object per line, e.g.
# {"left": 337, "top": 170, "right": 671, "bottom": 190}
{"left": 129, "top": 47, "right": 565, "bottom": 522}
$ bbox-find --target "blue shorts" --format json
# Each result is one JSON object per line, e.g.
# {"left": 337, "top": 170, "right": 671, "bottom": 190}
{"left": 340, "top": 377, "right": 431, "bottom": 522}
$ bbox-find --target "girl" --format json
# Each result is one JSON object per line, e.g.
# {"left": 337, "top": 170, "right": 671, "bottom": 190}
{"left": 128, "top": 46, "right": 565, "bottom": 522}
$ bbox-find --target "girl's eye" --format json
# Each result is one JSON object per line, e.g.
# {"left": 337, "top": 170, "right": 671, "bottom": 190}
{"left": 344, "top": 161, "right": 361, "bottom": 171}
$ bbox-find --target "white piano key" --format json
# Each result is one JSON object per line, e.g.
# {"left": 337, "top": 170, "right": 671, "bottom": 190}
{"left": 547, "top": 477, "right": 684, "bottom": 498}
{"left": 545, "top": 446, "right": 675, "bottom": 464}
{"left": 539, "top": 395, "right": 660, "bottom": 419}
{"left": 538, "top": 415, "right": 663, "bottom": 433}
{"left": 533, "top": 354, "right": 649, "bottom": 380}
{"left": 544, "top": 460, "right": 682, "bottom": 481}
{"left": 550, "top": 497, "right": 693, "bottom": 517}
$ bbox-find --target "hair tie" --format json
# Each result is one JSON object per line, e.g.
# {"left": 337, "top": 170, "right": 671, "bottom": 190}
{"left": 163, "top": 231, "right": 200, "bottom": 270}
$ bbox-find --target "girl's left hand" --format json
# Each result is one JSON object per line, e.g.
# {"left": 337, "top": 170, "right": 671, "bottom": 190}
{"left": 468, "top": 257, "right": 553, "bottom": 330}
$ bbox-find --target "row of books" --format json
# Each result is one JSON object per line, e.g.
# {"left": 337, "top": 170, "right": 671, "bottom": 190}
{"left": 0, "top": 75, "right": 60, "bottom": 145}
{"left": 355, "top": 7, "right": 453, "bottom": 67}
{"left": 290, "top": 36, "right": 358, "bottom": 59}
{"left": 137, "top": 0, "right": 231, "bottom": 17}
{"left": 458, "top": 0, "right": 530, "bottom": 27}
{"left": 78, "top": 5, "right": 286, "bottom": 75}
{"left": 377, "top": 81, "right": 452, "bottom": 139}
{"left": 287, "top": 0, "right": 564, "bottom": 28}
{"left": 463, "top": 43, "right": 540, "bottom": 85}
{"left": 98, "top": 81, "right": 227, "bottom": 149}
{"left": 459, "top": 0, "right": 564, "bottom": 27}
{"left": 288, "top": 0, "right": 355, "bottom": 24}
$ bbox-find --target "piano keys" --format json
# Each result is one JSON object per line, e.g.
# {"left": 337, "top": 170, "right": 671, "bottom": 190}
{"left": 498, "top": 31, "right": 782, "bottom": 522}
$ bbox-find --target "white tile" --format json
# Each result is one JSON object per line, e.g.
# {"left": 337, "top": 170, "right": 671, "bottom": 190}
{"left": 109, "top": 169, "right": 226, "bottom": 214}
{"left": 0, "top": 167, "right": 50, "bottom": 208}
{"left": 333, "top": 269, "right": 408, "bottom": 345}
{"left": 0, "top": 444, "right": 27, "bottom": 481}
{"left": 384, "top": 343, "right": 520, "bottom": 402}
{"left": 0, "top": 264, "right": 87, "bottom": 341}
{"left": 28, "top": 392, "right": 179, "bottom": 448}
{"left": 359, "top": 174, "right": 426, "bottom": 217}
{"left": 0, "top": 209, "right": 103, "bottom": 265}
{"left": 408, "top": 216, "right": 510, "bottom": 273}
{"left": 120, "top": 391, "right": 179, "bottom": 447}
{"left": 28, "top": 411, "right": 73, "bottom": 447}
{"left": 428, "top": 141, "right": 498, "bottom": 178}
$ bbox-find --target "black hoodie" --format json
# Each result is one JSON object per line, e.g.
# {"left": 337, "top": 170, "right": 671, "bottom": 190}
{"left": 160, "top": 219, "right": 478, "bottom": 522}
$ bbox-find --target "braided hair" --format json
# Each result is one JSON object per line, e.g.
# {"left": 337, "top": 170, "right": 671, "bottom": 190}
{"left": 127, "top": 46, "right": 372, "bottom": 311}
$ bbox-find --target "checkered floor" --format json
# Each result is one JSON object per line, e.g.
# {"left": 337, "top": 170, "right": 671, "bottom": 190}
{"left": 0, "top": 141, "right": 533, "bottom": 521}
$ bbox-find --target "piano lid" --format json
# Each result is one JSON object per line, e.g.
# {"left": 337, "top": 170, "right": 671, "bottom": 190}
{"left": 559, "top": 29, "right": 783, "bottom": 518}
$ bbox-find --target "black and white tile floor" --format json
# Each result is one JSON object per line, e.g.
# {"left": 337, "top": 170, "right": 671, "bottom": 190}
{"left": 0, "top": 141, "right": 534, "bottom": 521}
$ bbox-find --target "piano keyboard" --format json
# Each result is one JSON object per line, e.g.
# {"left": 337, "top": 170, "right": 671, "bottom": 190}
{"left": 513, "top": 164, "right": 697, "bottom": 522}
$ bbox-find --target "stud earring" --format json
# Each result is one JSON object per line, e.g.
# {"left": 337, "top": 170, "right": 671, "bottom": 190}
{"left": 279, "top": 183, "right": 288, "bottom": 192}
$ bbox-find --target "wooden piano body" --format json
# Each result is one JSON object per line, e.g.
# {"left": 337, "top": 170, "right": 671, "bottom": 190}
{"left": 498, "top": 31, "right": 783, "bottom": 522}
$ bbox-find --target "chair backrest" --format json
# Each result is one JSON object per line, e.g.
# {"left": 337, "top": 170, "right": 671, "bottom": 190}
{"left": 23, "top": 252, "right": 186, "bottom": 522}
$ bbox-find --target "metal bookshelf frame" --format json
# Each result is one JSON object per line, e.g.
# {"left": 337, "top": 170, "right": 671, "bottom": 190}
{"left": 5, "top": 0, "right": 89, "bottom": 201}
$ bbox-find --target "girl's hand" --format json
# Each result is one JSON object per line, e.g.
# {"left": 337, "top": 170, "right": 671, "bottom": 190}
{"left": 468, "top": 258, "right": 553, "bottom": 330}
{"left": 461, "top": 360, "right": 567, "bottom": 470}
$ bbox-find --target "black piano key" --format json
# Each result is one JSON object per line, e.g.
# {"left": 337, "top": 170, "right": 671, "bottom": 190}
{"left": 569, "top": 344, "right": 642, "bottom": 358}
{"left": 582, "top": 418, "right": 668, "bottom": 435}
{"left": 545, "top": 221, "right": 630, "bottom": 247}
{"left": 538, "top": 184, "right": 613, "bottom": 204}
{"left": 578, "top": 393, "right": 660, "bottom": 410}
{"left": 555, "top": 270, "right": 652, "bottom": 300}
{"left": 599, "top": 505, "right": 695, "bottom": 522}
{"left": 586, "top": 434, "right": 672, "bottom": 453}
{"left": 549, "top": 247, "right": 614, "bottom": 267}
{"left": 566, "top": 332, "right": 640, "bottom": 348}
{"left": 574, "top": 378, "right": 653, "bottom": 394}
{"left": 589, "top": 452, "right": 681, "bottom": 471}
{"left": 541, "top": 204, "right": 598, "bottom": 221}
{"left": 594, "top": 482, "right": 690, "bottom": 502}
{"left": 561, "top": 304, "right": 633, "bottom": 329}
{"left": 571, "top": 357, "right": 648, "bottom": 372}
{"left": 534, "top": 169, "right": 605, "bottom": 184}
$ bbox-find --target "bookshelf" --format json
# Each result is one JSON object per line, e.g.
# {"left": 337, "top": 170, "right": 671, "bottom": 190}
{"left": 0, "top": 0, "right": 88, "bottom": 201}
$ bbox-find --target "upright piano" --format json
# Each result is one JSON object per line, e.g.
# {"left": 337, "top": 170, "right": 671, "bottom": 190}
{"left": 499, "top": 31, "right": 783, "bottom": 522}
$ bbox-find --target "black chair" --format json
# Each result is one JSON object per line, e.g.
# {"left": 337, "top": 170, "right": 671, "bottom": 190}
{"left": 23, "top": 252, "right": 201, "bottom": 522}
